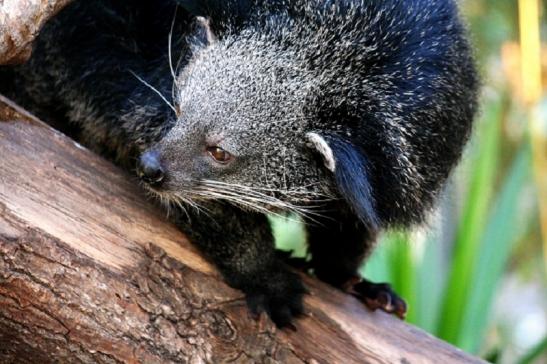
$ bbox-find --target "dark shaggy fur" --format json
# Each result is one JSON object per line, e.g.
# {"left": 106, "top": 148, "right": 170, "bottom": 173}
{"left": 0, "top": 0, "right": 479, "bottom": 326}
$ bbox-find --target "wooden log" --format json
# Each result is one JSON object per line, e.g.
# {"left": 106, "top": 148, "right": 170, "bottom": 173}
{"left": 0, "top": 0, "right": 73, "bottom": 64}
{"left": 0, "top": 95, "right": 484, "bottom": 363}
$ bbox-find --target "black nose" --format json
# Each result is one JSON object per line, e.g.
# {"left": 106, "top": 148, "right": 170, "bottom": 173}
{"left": 137, "top": 150, "right": 165, "bottom": 187}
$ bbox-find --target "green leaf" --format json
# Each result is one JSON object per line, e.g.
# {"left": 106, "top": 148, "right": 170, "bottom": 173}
{"left": 386, "top": 232, "right": 418, "bottom": 323}
{"left": 415, "top": 230, "right": 446, "bottom": 333}
{"left": 270, "top": 215, "right": 307, "bottom": 257}
{"left": 458, "top": 143, "right": 532, "bottom": 352}
{"left": 518, "top": 336, "right": 547, "bottom": 364}
{"left": 437, "top": 96, "right": 503, "bottom": 344}
{"left": 361, "top": 237, "right": 392, "bottom": 283}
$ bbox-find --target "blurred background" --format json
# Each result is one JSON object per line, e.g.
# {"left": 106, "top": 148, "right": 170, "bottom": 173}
{"left": 272, "top": 0, "right": 547, "bottom": 362}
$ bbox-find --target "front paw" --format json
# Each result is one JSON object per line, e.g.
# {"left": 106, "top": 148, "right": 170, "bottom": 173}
{"left": 243, "top": 264, "right": 307, "bottom": 328}
{"left": 345, "top": 277, "right": 407, "bottom": 319}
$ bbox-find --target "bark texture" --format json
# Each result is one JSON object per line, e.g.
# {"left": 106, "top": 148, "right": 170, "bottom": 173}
{"left": 0, "top": 96, "right": 485, "bottom": 363}
{"left": 0, "top": 0, "right": 72, "bottom": 64}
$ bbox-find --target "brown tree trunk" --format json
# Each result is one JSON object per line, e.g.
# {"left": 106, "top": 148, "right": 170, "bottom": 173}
{"left": 0, "top": 0, "right": 73, "bottom": 64}
{"left": 0, "top": 96, "right": 484, "bottom": 363}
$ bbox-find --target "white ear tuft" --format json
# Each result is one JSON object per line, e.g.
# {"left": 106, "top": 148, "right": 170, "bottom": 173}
{"left": 306, "top": 132, "right": 336, "bottom": 172}
{"left": 196, "top": 16, "right": 217, "bottom": 45}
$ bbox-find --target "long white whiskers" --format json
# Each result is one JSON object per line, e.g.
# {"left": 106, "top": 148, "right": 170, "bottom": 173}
{"left": 130, "top": 70, "right": 177, "bottom": 114}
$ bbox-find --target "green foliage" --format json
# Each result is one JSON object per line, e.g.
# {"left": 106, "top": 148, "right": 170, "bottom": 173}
{"left": 269, "top": 215, "right": 307, "bottom": 257}
{"left": 457, "top": 142, "right": 532, "bottom": 352}
{"left": 362, "top": 96, "right": 534, "bottom": 354}
{"left": 518, "top": 336, "right": 547, "bottom": 364}
{"left": 437, "top": 95, "right": 503, "bottom": 345}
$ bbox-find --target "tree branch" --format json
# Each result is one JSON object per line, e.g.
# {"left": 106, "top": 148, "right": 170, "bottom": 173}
{"left": 0, "top": 0, "right": 73, "bottom": 64}
{"left": 0, "top": 96, "right": 484, "bottom": 363}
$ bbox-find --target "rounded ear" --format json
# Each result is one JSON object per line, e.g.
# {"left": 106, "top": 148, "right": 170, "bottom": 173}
{"left": 175, "top": 0, "right": 253, "bottom": 32}
{"left": 305, "top": 132, "right": 336, "bottom": 172}
{"left": 305, "top": 132, "right": 380, "bottom": 230}
{"left": 192, "top": 16, "right": 217, "bottom": 48}
{"left": 190, "top": 16, "right": 217, "bottom": 53}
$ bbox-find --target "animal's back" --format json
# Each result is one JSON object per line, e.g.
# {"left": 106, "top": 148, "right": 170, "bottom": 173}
{"left": 0, "top": 0, "right": 480, "bottom": 327}
{"left": 240, "top": 0, "right": 480, "bottom": 225}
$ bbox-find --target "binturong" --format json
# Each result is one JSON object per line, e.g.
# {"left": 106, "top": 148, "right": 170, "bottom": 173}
{"left": 0, "top": 0, "right": 479, "bottom": 327}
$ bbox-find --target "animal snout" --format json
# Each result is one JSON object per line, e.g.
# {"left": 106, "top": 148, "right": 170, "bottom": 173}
{"left": 137, "top": 150, "right": 165, "bottom": 187}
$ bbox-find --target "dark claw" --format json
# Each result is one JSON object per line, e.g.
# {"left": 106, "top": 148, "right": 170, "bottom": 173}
{"left": 246, "top": 291, "right": 304, "bottom": 328}
{"left": 348, "top": 277, "right": 408, "bottom": 320}
{"left": 244, "top": 265, "right": 306, "bottom": 328}
{"left": 285, "top": 322, "right": 297, "bottom": 332}
{"left": 246, "top": 293, "right": 267, "bottom": 319}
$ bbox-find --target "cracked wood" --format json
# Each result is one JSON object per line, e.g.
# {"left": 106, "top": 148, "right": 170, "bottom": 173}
{"left": 0, "top": 0, "right": 73, "bottom": 64}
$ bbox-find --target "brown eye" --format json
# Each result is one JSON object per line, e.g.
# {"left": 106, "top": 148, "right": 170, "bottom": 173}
{"left": 207, "top": 146, "right": 232, "bottom": 163}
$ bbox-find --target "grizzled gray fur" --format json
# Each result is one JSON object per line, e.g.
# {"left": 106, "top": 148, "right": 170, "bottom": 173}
{"left": 0, "top": 0, "right": 479, "bottom": 326}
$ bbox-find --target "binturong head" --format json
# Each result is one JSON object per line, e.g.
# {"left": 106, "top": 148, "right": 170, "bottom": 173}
{"left": 138, "top": 17, "right": 343, "bottom": 221}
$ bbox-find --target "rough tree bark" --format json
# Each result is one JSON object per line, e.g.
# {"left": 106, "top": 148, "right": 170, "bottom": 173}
{"left": 0, "top": 97, "right": 486, "bottom": 363}
{"left": 0, "top": 0, "right": 73, "bottom": 64}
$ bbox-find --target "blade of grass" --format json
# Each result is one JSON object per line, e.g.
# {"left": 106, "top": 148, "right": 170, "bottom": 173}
{"left": 458, "top": 142, "right": 532, "bottom": 353}
{"left": 361, "top": 234, "right": 393, "bottom": 286}
{"left": 415, "top": 229, "right": 446, "bottom": 333}
{"left": 518, "top": 335, "right": 547, "bottom": 364}
{"left": 437, "top": 96, "right": 503, "bottom": 344}
{"left": 529, "top": 102, "right": 547, "bottom": 275}
{"left": 386, "top": 232, "right": 418, "bottom": 324}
